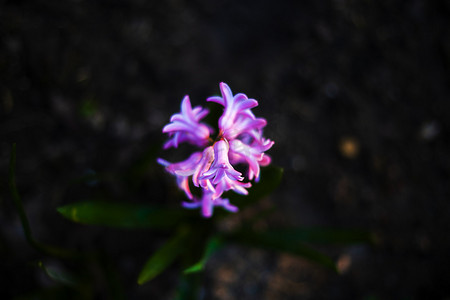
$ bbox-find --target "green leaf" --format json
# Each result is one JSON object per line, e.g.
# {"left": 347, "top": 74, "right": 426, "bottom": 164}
{"left": 183, "top": 236, "right": 223, "bottom": 274}
{"left": 57, "top": 201, "right": 194, "bottom": 229}
{"left": 37, "top": 261, "right": 80, "bottom": 287}
{"left": 227, "top": 229, "right": 337, "bottom": 271}
{"left": 138, "top": 227, "right": 191, "bottom": 284}
{"left": 229, "top": 165, "right": 283, "bottom": 209}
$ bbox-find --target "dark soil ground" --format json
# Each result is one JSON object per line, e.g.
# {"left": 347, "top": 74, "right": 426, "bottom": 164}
{"left": 1, "top": 0, "right": 450, "bottom": 299}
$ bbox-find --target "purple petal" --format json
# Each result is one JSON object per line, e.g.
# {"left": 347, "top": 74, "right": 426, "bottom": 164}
{"left": 219, "top": 82, "right": 234, "bottom": 107}
{"left": 182, "top": 201, "right": 201, "bottom": 209}
{"left": 206, "top": 96, "right": 225, "bottom": 106}
{"left": 192, "top": 146, "right": 215, "bottom": 186}
{"left": 157, "top": 158, "right": 170, "bottom": 167}
{"left": 229, "top": 139, "right": 273, "bottom": 181}
{"left": 177, "top": 176, "right": 193, "bottom": 199}
{"left": 201, "top": 191, "right": 214, "bottom": 218}
{"left": 218, "top": 198, "right": 239, "bottom": 213}
{"left": 162, "top": 152, "right": 203, "bottom": 176}
{"left": 161, "top": 95, "right": 212, "bottom": 148}
{"left": 200, "top": 140, "right": 244, "bottom": 184}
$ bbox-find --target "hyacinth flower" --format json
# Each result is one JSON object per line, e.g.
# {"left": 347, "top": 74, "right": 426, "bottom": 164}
{"left": 158, "top": 82, "right": 274, "bottom": 217}
{"left": 52, "top": 85, "right": 369, "bottom": 288}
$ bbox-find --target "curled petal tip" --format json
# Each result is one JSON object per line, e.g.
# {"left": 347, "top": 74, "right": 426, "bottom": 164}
{"left": 157, "top": 158, "right": 170, "bottom": 167}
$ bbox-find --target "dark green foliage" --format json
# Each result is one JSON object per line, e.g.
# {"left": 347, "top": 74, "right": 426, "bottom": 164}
{"left": 9, "top": 143, "right": 371, "bottom": 298}
{"left": 183, "top": 236, "right": 223, "bottom": 274}
{"left": 138, "top": 227, "right": 193, "bottom": 284}
{"left": 57, "top": 201, "right": 195, "bottom": 230}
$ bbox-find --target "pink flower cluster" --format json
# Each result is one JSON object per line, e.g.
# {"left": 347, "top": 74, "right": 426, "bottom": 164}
{"left": 158, "top": 82, "right": 274, "bottom": 217}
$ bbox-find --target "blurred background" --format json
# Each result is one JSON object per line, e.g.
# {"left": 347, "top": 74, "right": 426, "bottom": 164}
{"left": 1, "top": 0, "right": 450, "bottom": 299}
